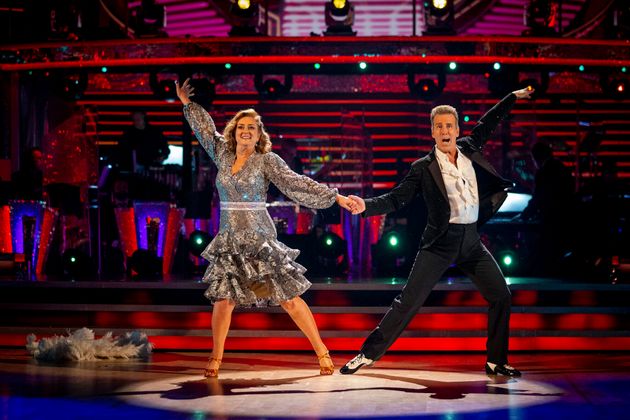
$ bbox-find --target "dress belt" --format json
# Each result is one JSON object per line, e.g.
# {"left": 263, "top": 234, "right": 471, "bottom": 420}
{"left": 220, "top": 201, "right": 267, "bottom": 211}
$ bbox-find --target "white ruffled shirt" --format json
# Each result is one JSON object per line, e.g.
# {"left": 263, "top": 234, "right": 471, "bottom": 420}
{"left": 435, "top": 147, "right": 479, "bottom": 224}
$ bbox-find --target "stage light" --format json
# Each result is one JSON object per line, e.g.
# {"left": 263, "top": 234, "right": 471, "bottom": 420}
{"left": 314, "top": 63, "right": 321, "bottom": 70}
{"left": 189, "top": 230, "right": 212, "bottom": 258}
{"left": 228, "top": 0, "right": 260, "bottom": 36}
{"left": 497, "top": 250, "right": 518, "bottom": 272}
{"left": 424, "top": 0, "right": 454, "bottom": 35}
{"left": 600, "top": 74, "right": 629, "bottom": 98}
{"left": 324, "top": 0, "right": 356, "bottom": 36}
{"left": 225, "top": 63, "right": 232, "bottom": 69}
{"left": 493, "top": 62, "right": 501, "bottom": 70}
{"left": 408, "top": 71, "right": 445, "bottom": 100}
{"left": 101, "top": 66, "right": 108, "bottom": 73}
{"left": 150, "top": 73, "right": 178, "bottom": 100}
{"left": 432, "top": 0, "right": 448, "bottom": 9}
{"left": 129, "top": 249, "right": 162, "bottom": 279}
{"left": 579, "top": 65, "right": 585, "bottom": 72}
{"left": 254, "top": 74, "right": 293, "bottom": 99}
{"left": 372, "top": 229, "right": 411, "bottom": 276}
{"left": 62, "top": 249, "right": 95, "bottom": 279}
{"left": 463, "top": 115, "right": 470, "bottom": 122}
{"left": 359, "top": 61, "right": 367, "bottom": 70}
{"left": 448, "top": 62, "right": 457, "bottom": 70}
{"left": 622, "top": 67, "right": 627, "bottom": 73}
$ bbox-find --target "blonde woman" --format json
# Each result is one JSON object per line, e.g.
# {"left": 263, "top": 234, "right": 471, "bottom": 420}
{"left": 176, "top": 79, "right": 355, "bottom": 378}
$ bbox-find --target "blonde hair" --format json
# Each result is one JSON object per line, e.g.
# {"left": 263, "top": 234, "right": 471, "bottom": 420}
{"left": 430, "top": 105, "right": 459, "bottom": 128}
{"left": 223, "top": 108, "right": 272, "bottom": 154}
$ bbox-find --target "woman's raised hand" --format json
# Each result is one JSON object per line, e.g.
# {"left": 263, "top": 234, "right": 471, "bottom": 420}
{"left": 175, "top": 78, "right": 195, "bottom": 105}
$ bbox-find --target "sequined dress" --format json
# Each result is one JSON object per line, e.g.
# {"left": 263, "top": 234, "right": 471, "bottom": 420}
{"left": 184, "top": 102, "right": 338, "bottom": 306}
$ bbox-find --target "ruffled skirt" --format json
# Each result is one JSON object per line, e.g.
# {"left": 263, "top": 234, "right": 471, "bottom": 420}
{"left": 200, "top": 229, "right": 311, "bottom": 307}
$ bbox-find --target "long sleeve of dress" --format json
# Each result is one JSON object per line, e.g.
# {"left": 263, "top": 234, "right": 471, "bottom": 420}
{"left": 183, "top": 102, "right": 228, "bottom": 164}
{"left": 263, "top": 152, "right": 337, "bottom": 209}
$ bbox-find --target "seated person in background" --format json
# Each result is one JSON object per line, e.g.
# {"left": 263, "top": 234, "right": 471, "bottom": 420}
{"left": 117, "top": 111, "right": 169, "bottom": 173}
{"left": 11, "top": 147, "right": 44, "bottom": 201}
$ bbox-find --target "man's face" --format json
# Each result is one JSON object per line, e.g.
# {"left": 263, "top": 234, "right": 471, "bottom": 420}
{"left": 431, "top": 113, "right": 459, "bottom": 154}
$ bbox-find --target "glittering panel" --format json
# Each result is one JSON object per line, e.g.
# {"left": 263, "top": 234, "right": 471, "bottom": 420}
{"left": 9, "top": 201, "right": 45, "bottom": 268}
{"left": 162, "top": 208, "right": 185, "bottom": 274}
{"left": 35, "top": 208, "right": 58, "bottom": 275}
{"left": 114, "top": 208, "right": 138, "bottom": 258}
{"left": 43, "top": 111, "right": 98, "bottom": 187}
{"left": 0, "top": 206, "right": 12, "bottom": 253}
{"left": 133, "top": 202, "right": 171, "bottom": 257}
{"left": 183, "top": 218, "right": 212, "bottom": 267}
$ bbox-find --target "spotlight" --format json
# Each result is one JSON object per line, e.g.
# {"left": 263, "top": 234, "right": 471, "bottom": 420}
{"left": 424, "top": 0, "right": 454, "bottom": 35}
{"left": 372, "top": 229, "right": 410, "bottom": 276}
{"left": 255, "top": 74, "right": 293, "bottom": 99}
{"left": 133, "top": 0, "right": 167, "bottom": 38}
{"left": 189, "top": 230, "right": 212, "bottom": 258}
{"left": 497, "top": 250, "right": 518, "bottom": 272}
{"left": 312, "top": 231, "right": 347, "bottom": 275}
{"left": 600, "top": 73, "right": 629, "bottom": 98}
{"left": 150, "top": 73, "right": 178, "bottom": 101}
{"left": 228, "top": 0, "right": 260, "bottom": 36}
{"left": 523, "top": 0, "right": 558, "bottom": 36}
{"left": 128, "top": 249, "right": 162, "bottom": 279}
{"left": 324, "top": 0, "right": 356, "bottom": 36}
{"left": 62, "top": 248, "right": 95, "bottom": 280}
{"left": 408, "top": 71, "right": 445, "bottom": 100}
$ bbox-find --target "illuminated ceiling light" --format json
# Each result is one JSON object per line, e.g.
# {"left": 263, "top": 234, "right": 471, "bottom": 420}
{"left": 493, "top": 62, "right": 501, "bottom": 70}
{"left": 324, "top": 0, "right": 356, "bottom": 36}
{"left": 424, "top": 0, "right": 454, "bottom": 35}
{"left": 358, "top": 61, "right": 367, "bottom": 70}
{"left": 229, "top": 0, "right": 260, "bottom": 36}
{"left": 448, "top": 62, "right": 457, "bottom": 70}
{"left": 578, "top": 65, "right": 585, "bottom": 72}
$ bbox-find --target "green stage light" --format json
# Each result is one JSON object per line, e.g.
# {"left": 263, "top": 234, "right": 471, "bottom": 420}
{"left": 578, "top": 65, "right": 585, "bottom": 72}
{"left": 325, "top": 237, "right": 333, "bottom": 246}
{"left": 101, "top": 67, "right": 108, "bottom": 73}
{"left": 314, "top": 63, "right": 321, "bottom": 70}
{"left": 502, "top": 255, "right": 513, "bottom": 266}
{"left": 225, "top": 63, "right": 232, "bottom": 69}
{"left": 189, "top": 230, "right": 212, "bottom": 257}
{"left": 448, "top": 62, "right": 457, "bottom": 70}
{"left": 463, "top": 115, "right": 470, "bottom": 122}
{"left": 388, "top": 235, "right": 399, "bottom": 247}
{"left": 622, "top": 67, "right": 627, "bottom": 73}
{"left": 359, "top": 61, "right": 367, "bottom": 70}
{"left": 70, "top": 257, "right": 77, "bottom": 263}
{"left": 493, "top": 62, "right": 501, "bottom": 70}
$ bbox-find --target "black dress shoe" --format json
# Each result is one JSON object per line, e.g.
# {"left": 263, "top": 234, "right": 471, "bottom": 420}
{"left": 340, "top": 353, "right": 374, "bottom": 375}
{"left": 485, "top": 363, "right": 522, "bottom": 377}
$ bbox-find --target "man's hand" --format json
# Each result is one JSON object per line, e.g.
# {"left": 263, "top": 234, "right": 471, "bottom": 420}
{"left": 336, "top": 194, "right": 357, "bottom": 213}
{"left": 513, "top": 87, "right": 534, "bottom": 99}
{"left": 347, "top": 195, "right": 366, "bottom": 215}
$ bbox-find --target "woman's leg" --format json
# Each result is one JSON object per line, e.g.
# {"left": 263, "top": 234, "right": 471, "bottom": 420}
{"left": 208, "top": 299, "right": 236, "bottom": 371}
{"left": 280, "top": 296, "right": 334, "bottom": 371}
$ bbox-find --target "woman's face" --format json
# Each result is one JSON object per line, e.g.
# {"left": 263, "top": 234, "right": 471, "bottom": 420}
{"left": 234, "top": 116, "right": 261, "bottom": 151}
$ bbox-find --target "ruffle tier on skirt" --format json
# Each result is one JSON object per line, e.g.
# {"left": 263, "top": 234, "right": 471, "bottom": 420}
{"left": 200, "top": 229, "right": 311, "bottom": 306}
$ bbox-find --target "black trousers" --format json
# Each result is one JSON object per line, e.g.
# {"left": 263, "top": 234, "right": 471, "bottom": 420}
{"left": 361, "top": 223, "right": 512, "bottom": 365}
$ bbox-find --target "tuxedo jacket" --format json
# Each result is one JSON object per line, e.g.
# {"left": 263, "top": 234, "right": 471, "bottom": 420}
{"left": 364, "top": 93, "right": 517, "bottom": 249}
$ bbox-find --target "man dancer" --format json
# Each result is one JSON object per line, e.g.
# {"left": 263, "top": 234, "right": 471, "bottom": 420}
{"left": 341, "top": 88, "right": 533, "bottom": 377}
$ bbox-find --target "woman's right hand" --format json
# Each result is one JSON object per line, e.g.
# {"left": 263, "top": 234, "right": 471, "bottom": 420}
{"left": 175, "top": 78, "right": 195, "bottom": 105}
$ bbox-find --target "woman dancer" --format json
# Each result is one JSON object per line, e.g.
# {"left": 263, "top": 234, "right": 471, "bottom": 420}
{"left": 176, "top": 79, "right": 354, "bottom": 378}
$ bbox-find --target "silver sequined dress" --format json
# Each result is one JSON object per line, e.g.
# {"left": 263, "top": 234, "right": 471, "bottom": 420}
{"left": 184, "top": 102, "right": 338, "bottom": 306}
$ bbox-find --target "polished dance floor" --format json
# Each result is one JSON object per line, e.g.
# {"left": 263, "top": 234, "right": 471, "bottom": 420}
{"left": 2, "top": 350, "right": 629, "bottom": 419}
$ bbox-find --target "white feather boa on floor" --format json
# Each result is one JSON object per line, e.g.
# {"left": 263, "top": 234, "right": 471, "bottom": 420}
{"left": 26, "top": 328, "right": 153, "bottom": 361}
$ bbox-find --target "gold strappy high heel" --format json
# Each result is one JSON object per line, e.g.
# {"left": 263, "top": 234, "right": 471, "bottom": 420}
{"left": 204, "top": 357, "right": 222, "bottom": 378}
{"left": 317, "top": 351, "right": 334, "bottom": 375}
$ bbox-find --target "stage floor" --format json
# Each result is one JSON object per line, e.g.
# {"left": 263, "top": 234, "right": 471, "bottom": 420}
{"left": 2, "top": 350, "right": 629, "bottom": 419}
